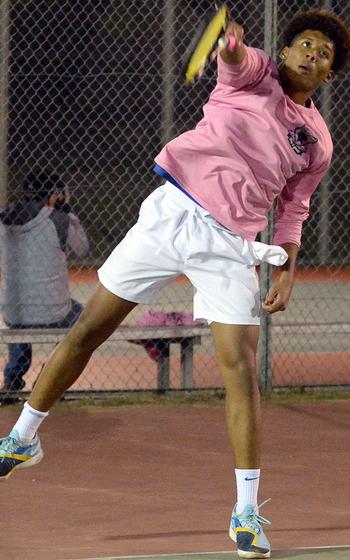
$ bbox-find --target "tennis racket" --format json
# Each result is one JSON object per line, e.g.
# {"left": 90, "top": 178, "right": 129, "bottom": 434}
{"left": 182, "top": 4, "right": 237, "bottom": 83}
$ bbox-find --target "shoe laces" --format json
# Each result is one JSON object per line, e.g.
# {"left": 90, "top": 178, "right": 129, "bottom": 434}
{"left": 0, "top": 435, "right": 21, "bottom": 454}
{"left": 238, "top": 498, "right": 272, "bottom": 532}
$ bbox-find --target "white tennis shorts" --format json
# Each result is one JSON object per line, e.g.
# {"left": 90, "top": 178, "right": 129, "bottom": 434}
{"left": 98, "top": 182, "right": 288, "bottom": 325}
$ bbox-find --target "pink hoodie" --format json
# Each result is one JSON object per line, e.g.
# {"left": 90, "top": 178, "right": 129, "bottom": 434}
{"left": 155, "top": 47, "right": 332, "bottom": 246}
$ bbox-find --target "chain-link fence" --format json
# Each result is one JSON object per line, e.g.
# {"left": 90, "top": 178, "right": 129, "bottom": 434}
{"left": 0, "top": 0, "right": 349, "bottom": 399}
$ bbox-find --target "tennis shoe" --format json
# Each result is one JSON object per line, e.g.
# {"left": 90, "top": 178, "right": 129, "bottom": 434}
{"left": 229, "top": 499, "right": 271, "bottom": 559}
{"left": 0, "top": 429, "right": 43, "bottom": 480}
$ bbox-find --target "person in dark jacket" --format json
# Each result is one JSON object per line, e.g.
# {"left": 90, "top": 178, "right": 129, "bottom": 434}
{"left": 0, "top": 170, "right": 89, "bottom": 396}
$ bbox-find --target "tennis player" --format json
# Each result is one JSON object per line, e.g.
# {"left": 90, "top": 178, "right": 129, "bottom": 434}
{"left": 1, "top": 8, "right": 349, "bottom": 559}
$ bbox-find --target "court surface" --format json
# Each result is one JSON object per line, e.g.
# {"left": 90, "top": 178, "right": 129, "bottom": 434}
{"left": 1, "top": 401, "right": 349, "bottom": 560}
{"left": 64, "top": 549, "right": 350, "bottom": 560}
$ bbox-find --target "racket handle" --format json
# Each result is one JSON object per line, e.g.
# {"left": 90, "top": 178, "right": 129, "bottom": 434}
{"left": 211, "top": 34, "right": 237, "bottom": 62}
{"left": 218, "top": 35, "right": 237, "bottom": 52}
{"left": 227, "top": 35, "right": 237, "bottom": 51}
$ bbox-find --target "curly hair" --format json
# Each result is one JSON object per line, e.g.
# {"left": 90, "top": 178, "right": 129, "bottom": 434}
{"left": 283, "top": 9, "right": 350, "bottom": 73}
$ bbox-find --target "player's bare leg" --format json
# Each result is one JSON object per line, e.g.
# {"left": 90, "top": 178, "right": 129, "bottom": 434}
{"left": 211, "top": 322, "right": 261, "bottom": 468}
{"left": 0, "top": 283, "right": 137, "bottom": 480}
{"left": 29, "top": 282, "right": 137, "bottom": 412}
{"left": 211, "top": 322, "right": 270, "bottom": 559}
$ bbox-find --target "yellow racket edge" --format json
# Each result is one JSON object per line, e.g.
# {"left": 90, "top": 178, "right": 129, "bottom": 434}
{"left": 184, "top": 4, "right": 229, "bottom": 82}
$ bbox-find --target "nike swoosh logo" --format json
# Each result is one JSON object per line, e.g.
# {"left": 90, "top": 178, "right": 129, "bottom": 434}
{"left": 244, "top": 476, "right": 260, "bottom": 481}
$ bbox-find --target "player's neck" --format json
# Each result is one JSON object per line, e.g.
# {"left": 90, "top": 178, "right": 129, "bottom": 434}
{"left": 279, "top": 72, "right": 314, "bottom": 107}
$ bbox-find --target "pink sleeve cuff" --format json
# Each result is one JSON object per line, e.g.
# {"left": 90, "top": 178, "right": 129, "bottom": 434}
{"left": 273, "top": 223, "right": 302, "bottom": 247}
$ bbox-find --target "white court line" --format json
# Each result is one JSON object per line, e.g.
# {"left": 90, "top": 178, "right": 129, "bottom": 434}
{"left": 297, "top": 545, "right": 350, "bottom": 550}
{"left": 67, "top": 544, "right": 350, "bottom": 560}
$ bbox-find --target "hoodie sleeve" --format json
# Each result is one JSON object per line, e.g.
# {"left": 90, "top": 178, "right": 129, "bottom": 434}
{"left": 273, "top": 159, "right": 331, "bottom": 247}
{"left": 217, "top": 46, "right": 270, "bottom": 89}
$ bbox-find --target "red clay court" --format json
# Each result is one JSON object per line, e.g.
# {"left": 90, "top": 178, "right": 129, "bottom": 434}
{"left": 1, "top": 399, "right": 350, "bottom": 560}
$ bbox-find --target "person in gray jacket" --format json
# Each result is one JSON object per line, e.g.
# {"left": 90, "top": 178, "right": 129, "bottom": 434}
{"left": 0, "top": 170, "right": 89, "bottom": 396}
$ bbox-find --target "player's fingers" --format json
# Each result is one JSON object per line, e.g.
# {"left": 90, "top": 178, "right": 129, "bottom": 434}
{"left": 262, "top": 302, "right": 283, "bottom": 314}
{"left": 262, "top": 295, "right": 287, "bottom": 314}
{"left": 263, "top": 287, "right": 278, "bottom": 305}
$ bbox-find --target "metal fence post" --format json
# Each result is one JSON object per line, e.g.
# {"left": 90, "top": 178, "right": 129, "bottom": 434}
{"left": 161, "top": 0, "right": 176, "bottom": 146}
{"left": 259, "top": 0, "right": 278, "bottom": 394}
{"left": 319, "top": 0, "right": 333, "bottom": 265}
{"left": 0, "top": 0, "right": 9, "bottom": 209}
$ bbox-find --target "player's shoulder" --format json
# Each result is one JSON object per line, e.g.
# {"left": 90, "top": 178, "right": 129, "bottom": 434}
{"left": 246, "top": 46, "right": 270, "bottom": 58}
{"left": 244, "top": 46, "right": 278, "bottom": 84}
{"left": 310, "top": 103, "right": 333, "bottom": 147}
{"left": 301, "top": 105, "right": 333, "bottom": 168}
{"left": 245, "top": 46, "right": 274, "bottom": 66}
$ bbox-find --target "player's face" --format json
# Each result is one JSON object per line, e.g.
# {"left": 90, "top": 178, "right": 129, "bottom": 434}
{"left": 280, "top": 29, "right": 335, "bottom": 91}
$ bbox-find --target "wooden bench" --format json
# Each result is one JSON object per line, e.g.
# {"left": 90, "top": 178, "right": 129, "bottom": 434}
{"left": 0, "top": 325, "right": 211, "bottom": 391}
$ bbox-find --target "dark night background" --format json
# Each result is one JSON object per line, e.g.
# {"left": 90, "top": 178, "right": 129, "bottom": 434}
{"left": 6, "top": 0, "right": 350, "bottom": 266}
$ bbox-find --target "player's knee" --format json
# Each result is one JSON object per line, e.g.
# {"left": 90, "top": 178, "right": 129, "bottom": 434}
{"left": 218, "top": 348, "right": 255, "bottom": 374}
{"left": 219, "top": 351, "right": 258, "bottom": 395}
{"left": 221, "top": 356, "right": 259, "bottom": 401}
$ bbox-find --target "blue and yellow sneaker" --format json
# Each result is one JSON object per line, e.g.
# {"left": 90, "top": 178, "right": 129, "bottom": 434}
{"left": 229, "top": 499, "right": 271, "bottom": 559}
{"left": 0, "top": 429, "right": 43, "bottom": 480}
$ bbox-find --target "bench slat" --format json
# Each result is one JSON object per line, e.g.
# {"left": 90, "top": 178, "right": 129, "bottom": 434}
{"left": 0, "top": 325, "right": 210, "bottom": 343}
{"left": 1, "top": 322, "right": 349, "bottom": 344}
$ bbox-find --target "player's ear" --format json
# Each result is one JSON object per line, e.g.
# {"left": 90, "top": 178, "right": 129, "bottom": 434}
{"left": 323, "top": 69, "right": 334, "bottom": 84}
{"left": 279, "top": 47, "right": 289, "bottom": 62}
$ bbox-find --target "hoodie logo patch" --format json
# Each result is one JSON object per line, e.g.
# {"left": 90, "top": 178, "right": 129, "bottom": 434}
{"left": 287, "top": 125, "right": 318, "bottom": 155}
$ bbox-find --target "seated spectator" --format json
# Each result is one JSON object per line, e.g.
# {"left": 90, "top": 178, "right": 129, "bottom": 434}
{"left": 0, "top": 170, "right": 89, "bottom": 400}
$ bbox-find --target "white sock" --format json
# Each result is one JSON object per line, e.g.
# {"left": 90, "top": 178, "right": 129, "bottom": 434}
{"left": 235, "top": 468, "right": 261, "bottom": 514}
{"left": 12, "top": 401, "right": 49, "bottom": 441}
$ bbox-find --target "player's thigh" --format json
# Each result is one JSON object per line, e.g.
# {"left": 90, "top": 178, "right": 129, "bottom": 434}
{"left": 211, "top": 322, "right": 259, "bottom": 373}
{"left": 67, "top": 282, "right": 137, "bottom": 349}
